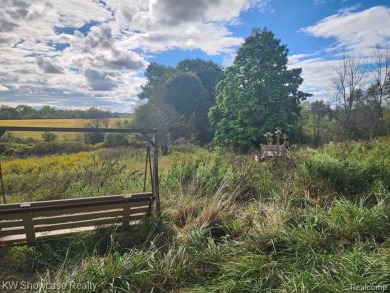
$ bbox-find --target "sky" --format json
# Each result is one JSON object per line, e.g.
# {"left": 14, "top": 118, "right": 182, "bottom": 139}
{"left": 0, "top": 0, "right": 389, "bottom": 113}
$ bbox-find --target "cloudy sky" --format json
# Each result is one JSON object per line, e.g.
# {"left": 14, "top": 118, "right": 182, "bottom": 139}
{"left": 0, "top": 0, "right": 389, "bottom": 113}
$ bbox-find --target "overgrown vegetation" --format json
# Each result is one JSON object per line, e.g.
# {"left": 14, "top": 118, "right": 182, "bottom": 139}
{"left": 1, "top": 27, "right": 390, "bottom": 292}
{"left": 1, "top": 139, "right": 389, "bottom": 292}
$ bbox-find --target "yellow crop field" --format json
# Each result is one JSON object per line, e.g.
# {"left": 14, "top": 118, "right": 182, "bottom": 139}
{"left": 0, "top": 118, "right": 129, "bottom": 139}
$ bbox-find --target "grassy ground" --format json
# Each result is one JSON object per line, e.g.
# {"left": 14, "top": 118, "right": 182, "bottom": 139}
{"left": 0, "top": 140, "right": 390, "bottom": 292}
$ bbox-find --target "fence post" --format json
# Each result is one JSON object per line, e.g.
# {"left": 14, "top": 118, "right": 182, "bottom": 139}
{"left": 20, "top": 203, "right": 35, "bottom": 245}
{"left": 153, "top": 129, "right": 161, "bottom": 217}
{"left": 122, "top": 198, "right": 130, "bottom": 228}
{"left": 0, "top": 162, "right": 6, "bottom": 204}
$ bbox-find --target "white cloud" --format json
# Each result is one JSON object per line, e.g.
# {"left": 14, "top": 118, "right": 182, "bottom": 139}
{"left": 295, "top": 6, "right": 390, "bottom": 103}
{"left": 0, "top": 0, "right": 269, "bottom": 111}
{"left": 301, "top": 6, "right": 390, "bottom": 57}
{"left": 289, "top": 56, "right": 340, "bottom": 101}
{"left": 0, "top": 85, "right": 10, "bottom": 92}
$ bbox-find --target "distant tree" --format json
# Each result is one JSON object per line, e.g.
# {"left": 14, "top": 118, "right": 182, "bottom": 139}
{"left": 331, "top": 57, "right": 367, "bottom": 140}
{"left": 366, "top": 46, "right": 390, "bottom": 135}
{"left": 38, "top": 105, "right": 57, "bottom": 118}
{"left": 0, "top": 106, "right": 18, "bottom": 119}
{"left": 209, "top": 28, "right": 309, "bottom": 149}
{"left": 309, "top": 100, "right": 332, "bottom": 147}
{"left": 84, "top": 106, "right": 110, "bottom": 129}
{"left": 83, "top": 107, "right": 110, "bottom": 144}
{"left": 349, "top": 103, "right": 377, "bottom": 140}
{"left": 16, "top": 105, "right": 36, "bottom": 119}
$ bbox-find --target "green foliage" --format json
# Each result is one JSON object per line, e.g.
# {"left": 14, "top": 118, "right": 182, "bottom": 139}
{"left": 164, "top": 72, "right": 207, "bottom": 116}
{"left": 209, "top": 28, "right": 310, "bottom": 149}
{"left": 102, "top": 133, "right": 129, "bottom": 148}
{"left": 42, "top": 131, "right": 58, "bottom": 142}
{"left": 84, "top": 132, "right": 105, "bottom": 144}
{"left": 134, "top": 58, "right": 223, "bottom": 148}
{"left": 177, "top": 58, "right": 224, "bottom": 97}
{"left": 299, "top": 140, "right": 390, "bottom": 198}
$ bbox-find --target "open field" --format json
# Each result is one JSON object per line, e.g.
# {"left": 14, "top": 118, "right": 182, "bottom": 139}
{"left": 0, "top": 118, "right": 129, "bottom": 139}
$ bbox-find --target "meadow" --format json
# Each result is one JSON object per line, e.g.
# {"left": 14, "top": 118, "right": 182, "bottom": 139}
{"left": 0, "top": 139, "right": 390, "bottom": 292}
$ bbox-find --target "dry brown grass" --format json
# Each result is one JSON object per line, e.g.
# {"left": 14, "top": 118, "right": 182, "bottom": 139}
{"left": 0, "top": 118, "right": 127, "bottom": 139}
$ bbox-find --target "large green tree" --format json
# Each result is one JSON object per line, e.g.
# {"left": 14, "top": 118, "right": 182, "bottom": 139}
{"left": 209, "top": 28, "right": 310, "bottom": 148}
{"left": 134, "top": 59, "right": 223, "bottom": 146}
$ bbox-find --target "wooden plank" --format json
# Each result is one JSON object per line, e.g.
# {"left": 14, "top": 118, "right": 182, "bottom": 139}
{"left": 33, "top": 203, "right": 123, "bottom": 218}
{"left": 0, "top": 234, "right": 27, "bottom": 246}
{"left": 127, "top": 192, "right": 153, "bottom": 198}
{"left": 0, "top": 219, "right": 23, "bottom": 228}
{"left": 34, "top": 213, "right": 147, "bottom": 233}
{"left": 0, "top": 214, "right": 147, "bottom": 246}
{"left": 1, "top": 204, "right": 150, "bottom": 221}
{"left": 0, "top": 196, "right": 152, "bottom": 216}
{"left": 31, "top": 195, "right": 124, "bottom": 207}
{"left": 0, "top": 213, "right": 24, "bottom": 221}
{"left": 33, "top": 200, "right": 150, "bottom": 218}
{"left": 0, "top": 204, "right": 23, "bottom": 211}
{"left": 34, "top": 216, "right": 145, "bottom": 238}
{"left": 34, "top": 210, "right": 123, "bottom": 226}
{"left": 129, "top": 206, "right": 150, "bottom": 215}
{"left": 34, "top": 217, "right": 123, "bottom": 232}
{"left": 129, "top": 214, "right": 146, "bottom": 223}
{"left": 0, "top": 227, "right": 25, "bottom": 237}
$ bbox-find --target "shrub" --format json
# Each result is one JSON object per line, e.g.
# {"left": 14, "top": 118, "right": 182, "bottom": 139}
{"left": 42, "top": 131, "right": 57, "bottom": 142}
{"left": 103, "top": 133, "right": 129, "bottom": 148}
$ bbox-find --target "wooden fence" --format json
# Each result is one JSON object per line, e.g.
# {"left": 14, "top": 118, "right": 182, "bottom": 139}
{"left": 0, "top": 192, "right": 153, "bottom": 246}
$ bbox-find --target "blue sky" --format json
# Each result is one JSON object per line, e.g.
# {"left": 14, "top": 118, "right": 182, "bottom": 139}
{"left": 0, "top": 0, "right": 389, "bottom": 113}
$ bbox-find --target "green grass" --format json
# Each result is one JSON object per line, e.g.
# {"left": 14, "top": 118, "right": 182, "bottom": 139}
{"left": 1, "top": 140, "right": 390, "bottom": 292}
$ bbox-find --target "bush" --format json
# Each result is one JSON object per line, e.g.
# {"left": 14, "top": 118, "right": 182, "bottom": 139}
{"left": 103, "top": 133, "right": 129, "bottom": 148}
{"left": 42, "top": 131, "right": 58, "bottom": 142}
{"left": 84, "top": 132, "right": 105, "bottom": 144}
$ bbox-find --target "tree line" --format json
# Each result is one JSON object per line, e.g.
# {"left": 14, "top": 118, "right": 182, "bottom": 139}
{"left": 299, "top": 49, "right": 390, "bottom": 146}
{"left": 0, "top": 105, "right": 126, "bottom": 120}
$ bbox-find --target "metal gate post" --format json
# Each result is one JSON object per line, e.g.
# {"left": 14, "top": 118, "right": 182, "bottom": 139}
{"left": 153, "top": 129, "right": 161, "bottom": 217}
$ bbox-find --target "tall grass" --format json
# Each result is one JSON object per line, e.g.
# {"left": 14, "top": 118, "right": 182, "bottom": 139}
{"left": 1, "top": 140, "right": 390, "bottom": 292}
{"left": 1, "top": 148, "right": 148, "bottom": 203}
